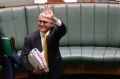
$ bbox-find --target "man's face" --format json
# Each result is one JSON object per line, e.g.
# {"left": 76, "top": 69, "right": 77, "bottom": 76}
{"left": 38, "top": 13, "right": 53, "bottom": 33}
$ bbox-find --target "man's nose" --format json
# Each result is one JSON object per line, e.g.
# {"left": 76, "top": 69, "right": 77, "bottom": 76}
{"left": 40, "top": 22, "right": 44, "bottom": 25}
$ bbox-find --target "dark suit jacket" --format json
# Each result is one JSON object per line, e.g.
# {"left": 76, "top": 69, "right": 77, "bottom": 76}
{"left": 20, "top": 23, "right": 66, "bottom": 79}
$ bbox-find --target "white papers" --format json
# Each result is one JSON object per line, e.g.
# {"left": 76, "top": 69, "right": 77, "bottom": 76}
{"left": 28, "top": 48, "right": 48, "bottom": 72}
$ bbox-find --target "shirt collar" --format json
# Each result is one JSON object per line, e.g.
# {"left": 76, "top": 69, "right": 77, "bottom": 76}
{"left": 40, "top": 31, "right": 50, "bottom": 38}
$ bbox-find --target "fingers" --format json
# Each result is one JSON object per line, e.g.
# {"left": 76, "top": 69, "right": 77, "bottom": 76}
{"left": 41, "top": 5, "right": 49, "bottom": 12}
{"left": 33, "top": 66, "right": 44, "bottom": 75}
{"left": 43, "top": 5, "right": 47, "bottom": 13}
{"left": 40, "top": 5, "right": 56, "bottom": 25}
{"left": 45, "top": 5, "right": 48, "bottom": 12}
{"left": 33, "top": 66, "right": 39, "bottom": 73}
{"left": 41, "top": 5, "right": 52, "bottom": 13}
{"left": 47, "top": 5, "right": 52, "bottom": 12}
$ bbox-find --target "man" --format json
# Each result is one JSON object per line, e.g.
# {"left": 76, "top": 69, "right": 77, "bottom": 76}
{"left": 20, "top": 5, "right": 66, "bottom": 79}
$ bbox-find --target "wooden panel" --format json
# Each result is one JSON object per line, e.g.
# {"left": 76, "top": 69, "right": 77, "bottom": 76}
{"left": 64, "top": 64, "right": 120, "bottom": 75}
{"left": 15, "top": 71, "right": 28, "bottom": 79}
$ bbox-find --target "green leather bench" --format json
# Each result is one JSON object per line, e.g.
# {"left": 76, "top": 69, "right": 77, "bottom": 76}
{"left": 0, "top": 3, "right": 120, "bottom": 75}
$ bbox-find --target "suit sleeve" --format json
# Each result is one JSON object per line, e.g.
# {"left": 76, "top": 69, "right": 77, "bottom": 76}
{"left": 54, "top": 22, "right": 66, "bottom": 41}
{"left": 20, "top": 36, "right": 34, "bottom": 73}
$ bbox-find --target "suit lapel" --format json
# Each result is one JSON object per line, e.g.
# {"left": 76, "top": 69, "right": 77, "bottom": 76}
{"left": 34, "top": 31, "right": 43, "bottom": 52}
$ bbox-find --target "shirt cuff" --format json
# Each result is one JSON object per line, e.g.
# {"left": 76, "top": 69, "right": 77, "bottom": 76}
{"left": 55, "top": 18, "right": 62, "bottom": 26}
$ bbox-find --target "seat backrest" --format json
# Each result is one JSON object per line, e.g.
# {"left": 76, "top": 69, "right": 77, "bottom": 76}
{"left": 0, "top": 7, "right": 27, "bottom": 49}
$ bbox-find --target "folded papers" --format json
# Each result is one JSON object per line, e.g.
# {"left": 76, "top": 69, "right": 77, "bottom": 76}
{"left": 1, "top": 37, "right": 16, "bottom": 56}
{"left": 28, "top": 48, "right": 49, "bottom": 72}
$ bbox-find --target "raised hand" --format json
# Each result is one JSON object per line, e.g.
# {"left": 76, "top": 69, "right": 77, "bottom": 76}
{"left": 41, "top": 5, "right": 54, "bottom": 19}
{"left": 41, "top": 5, "right": 58, "bottom": 23}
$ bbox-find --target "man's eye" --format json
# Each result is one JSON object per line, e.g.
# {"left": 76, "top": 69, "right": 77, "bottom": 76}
{"left": 40, "top": 21, "right": 48, "bottom": 24}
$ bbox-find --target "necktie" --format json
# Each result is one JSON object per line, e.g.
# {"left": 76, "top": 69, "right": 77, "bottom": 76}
{"left": 43, "top": 33, "right": 49, "bottom": 72}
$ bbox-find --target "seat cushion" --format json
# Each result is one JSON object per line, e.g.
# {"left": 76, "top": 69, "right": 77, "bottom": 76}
{"left": 59, "top": 47, "right": 70, "bottom": 64}
{"left": 64, "top": 46, "right": 120, "bottom": 64}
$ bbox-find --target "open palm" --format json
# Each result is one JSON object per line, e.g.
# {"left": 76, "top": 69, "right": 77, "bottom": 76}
{"left": 42, "top": 5, "right": 54, "bottom": 19}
